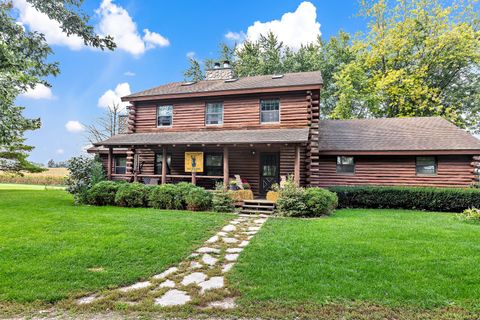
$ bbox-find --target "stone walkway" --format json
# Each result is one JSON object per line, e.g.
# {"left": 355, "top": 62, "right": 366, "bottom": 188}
{"left": 75, "top": 215, "right": 267, "bottom": 310}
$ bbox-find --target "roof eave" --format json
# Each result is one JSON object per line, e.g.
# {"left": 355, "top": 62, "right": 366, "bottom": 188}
{"left": 121, "top": 83, "right": 322, "bottom": 102}
{"left": 318, "top": 149, "right": 480, "bottom": 155}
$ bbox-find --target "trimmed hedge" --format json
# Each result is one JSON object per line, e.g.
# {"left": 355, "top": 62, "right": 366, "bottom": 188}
{"left": 329, "top": 186, "right": 480, "bottom": 212}
{"left": 115, "top": 183, "right": 149, "bottom": 207}
{"left": 87, "top": 181, "right": 124, "bottom": 206}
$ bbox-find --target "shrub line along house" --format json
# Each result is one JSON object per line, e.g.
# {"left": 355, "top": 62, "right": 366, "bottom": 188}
{"left": 89, "top": 62, "right": 480, "bottom": 196}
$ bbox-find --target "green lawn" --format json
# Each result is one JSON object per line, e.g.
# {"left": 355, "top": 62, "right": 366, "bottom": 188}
{"left": 231, "top": 209, "right": 480, "bottom": 312}
{"left": 0, "top": 189, "right": 230, "bottom": 303}
{"left": 0, "top": 183, "right": 64, "bottom": 190}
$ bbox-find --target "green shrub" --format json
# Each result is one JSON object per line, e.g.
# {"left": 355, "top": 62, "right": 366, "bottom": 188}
{"left": 175, "top": 182, "right": 199, "bottom": 208}
{"left": 87, "top": 181, "right": 123, "bottom": 206}
{"left": 212, "top": 190, "right": 235, "bottom": 213}
{"left": 65, "top": 156, "right": 105, "bottom": 204}
{"left": 115, "top": 183, "right": 148, "bottom": 207}
{"left": 457, "top": 208, "right": 480, "bottom": 224}
{"left": 185, "top": 187, "right": 212, "bottom": 211}
{"left": 276, "top": 179, "right": 307, "bottom": 217}
{"left": 148, "top": 184, "right": 182, "bottom": 210}
{"left": 329, "top": 186, "right": 480, "bottom": 212}
{"left": 304, "top": 187, "right": 338, "bottom": 216}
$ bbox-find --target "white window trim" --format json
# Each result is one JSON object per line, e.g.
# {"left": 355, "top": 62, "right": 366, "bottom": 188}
{"left": 157, "top": 105, "right": 173, "bottom": 128}
{"left": 205, "top": 102, "right": 224, "bottom": 126}
{"left": 260, "top": 99, "right": 281, "bottom": 124}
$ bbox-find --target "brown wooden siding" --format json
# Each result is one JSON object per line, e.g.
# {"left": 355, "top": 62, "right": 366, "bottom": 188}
{"left": 313, "top": 155, "right": 475, "bottom": 187}
{"left": 132, "top": 92, "right": 309, "bottom": 133}
{"left": 100, "top": 144, "right": 307, "bottom": 195}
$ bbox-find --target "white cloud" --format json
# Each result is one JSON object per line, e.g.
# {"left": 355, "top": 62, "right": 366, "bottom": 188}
{"left": 186, "top": 51, "right": 196, "bottom": 59}
{"left": 21, "top": 84, "right": 55, "bottom": 100}
{"left": 96, "top": 0, "right": 170, "bottom": 56}
{"left": 97, "top": 82, "right": 131, "bottom": 112}
{"left": 56, "top": 149, "right": 64, "bottom": 155}
{"left": 124, "top": 71, "right": 136, "bottom": 77}
{"left": 225, "top": 31, "right": 245, "bottom": 42}
{"left": 65, "top": 121, "right": 85, "bottom": 133}
{"left": 230, "top": 1, "right": 321, "bottom": 50}
{"left": 13, "top": 0, "right": 85, "bottom": 50}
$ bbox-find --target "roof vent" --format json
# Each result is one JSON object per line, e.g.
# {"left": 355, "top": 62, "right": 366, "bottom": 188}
{"left": 181, "top": 81, "right": 196, "bottom": 86}
{"left": 213, "top": 62, "right": 221, "bottom": 69}
{"left": 223, "top": 60, "right": 231, "bottom": 68}
{"left": 224, "top": 78, "right": 239, "bottom": 83}
{"left": 272, "top": 74, "right": 284, "bottom": 79}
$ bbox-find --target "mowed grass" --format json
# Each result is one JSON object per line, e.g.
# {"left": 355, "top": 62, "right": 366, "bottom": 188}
{"left": 0, "top": 183, "right": 64, "bottom": 190}
{"left": 0, "top": 190, "right": 230, "bottom": 303}
{"left": 231, "top": 209, "right": 480, "bottom": 311}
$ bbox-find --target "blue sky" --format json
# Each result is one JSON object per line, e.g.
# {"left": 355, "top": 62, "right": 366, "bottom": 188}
{"left": 15, "top": 0, "right": 365, "bottom": 164}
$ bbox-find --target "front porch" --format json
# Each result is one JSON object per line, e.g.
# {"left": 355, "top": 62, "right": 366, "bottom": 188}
{"left": 102, "top": 143, "right": 305, "bottom": 196}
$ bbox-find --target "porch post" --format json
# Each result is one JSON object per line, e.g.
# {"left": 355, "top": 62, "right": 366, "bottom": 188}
{"left": 107, "top": 147, "right": 113, "bottom": 180}
{"left": 294, "top": 144, "right": 301, "bottom": 186}
{"left": 161, "top": 146, "right": 167, "bottom": 184}
{"left": 223, "top": 146, "right": 229, "bottom": 188}
{"left": 126, "top": 148, "right": 135, "bottom": 182}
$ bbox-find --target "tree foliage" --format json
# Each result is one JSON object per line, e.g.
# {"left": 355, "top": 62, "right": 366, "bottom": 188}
{"left": 0, "top": 1, "right": 115, "bottom": 174}
{"left": 185, "top": 0, "right": 480, "bottom": 132}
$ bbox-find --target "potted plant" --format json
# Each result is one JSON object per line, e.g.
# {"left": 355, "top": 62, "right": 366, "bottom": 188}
{"left": 229, "top": 180, "right": 240, "bottom": 191}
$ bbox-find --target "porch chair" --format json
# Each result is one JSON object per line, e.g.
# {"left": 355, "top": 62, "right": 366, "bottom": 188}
{"left": 143, "top": 177, "right": 160, "bottom": 185}
{"left": 280, "top": 175, "right": 287, "bottom": 188}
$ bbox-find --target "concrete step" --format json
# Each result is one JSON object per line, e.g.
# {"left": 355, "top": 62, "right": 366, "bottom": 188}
{"left": 240, "top": 209, "right": 274, "bottom": 215}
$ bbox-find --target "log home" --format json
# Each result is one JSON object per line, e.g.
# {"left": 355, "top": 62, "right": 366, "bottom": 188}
{"left": 89, "top": 63, "right": 480, "bottom": 195}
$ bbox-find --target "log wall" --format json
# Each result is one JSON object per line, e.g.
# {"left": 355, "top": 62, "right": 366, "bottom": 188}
{"left": 131, "top": 92, "right": 309, "bottom": 133}
{"left": 313, "top": 155, "right": 476, "bottom": 187}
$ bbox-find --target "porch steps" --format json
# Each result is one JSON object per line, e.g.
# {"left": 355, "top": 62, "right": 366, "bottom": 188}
{"left": 240, "top": 200, "right": 275, "bottom": 215}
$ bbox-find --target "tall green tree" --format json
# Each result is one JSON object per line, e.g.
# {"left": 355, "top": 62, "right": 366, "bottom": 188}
{"left": 0, "top": 0, "right": 115, "bottom": 174}
{"left": 332, "top": 0, "right": 480, "bottom": 132}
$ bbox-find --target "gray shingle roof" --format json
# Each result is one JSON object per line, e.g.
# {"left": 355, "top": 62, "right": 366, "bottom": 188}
{"left": 124, "top": 71, "right": 322, "bottom": 99}
{"left": 318, "top": 117, "right": 480, "bottom": 152}
{"left": 94, "top": 128, "right": 310, "bottom": 146}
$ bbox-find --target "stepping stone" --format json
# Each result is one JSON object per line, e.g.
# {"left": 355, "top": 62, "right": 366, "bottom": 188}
{"left": 155, "top": 289, "right": 191, "bottom": 306}
{"left": 189, "top": 253, "right": 200, "bottom": 258}
{"left": 248, "top": 226, "right": 261, "bottom": 231}
{"left": 226, "top": 247, "right": 243, "bottom": 253}
{"left": 247, "top": 236, "right": 254, "bottom": 240}
{"left": 181, "top": 272, "right": 207, "bottom": 286}
{"left": 153, "top": 267, "right": 178, "bottom": 280}
{"left": 206, "top": 235, "right": 219, "bottom": 243}
{"left": 222, "top": 224, "right": 236, "bottom": 232}
{"left": 197, "top": 247, "right": 220, "bottom": 254}
{"left": 225, "top": 254, "right": 239, "bottom": 262}
{"left": 77, "top": 295, "right": 97, "bottom": 305}
{"left": 208, "top": 297, "right": 237, "bottom": 309}
{"left": 199, "top": 276, "right": 224, "bottom": 294}
{"left": 222, "top": 237, "right": 238, "bottom": 244}
{"left": 217, "top": 231, "right": 228, "bottom": 237}
{"left": 239, "top": 240, "right": 249, "bottom": 247}
{"left": 119, "top": 281, "right": 151, "bottom": 292}
{"left": 202, "top": 254, "right": 218, "bottom": 266}
{"left": 222, "top": 263, "right": 234, "bottom": 273}
{"left": 245, "top": 231, "right": 257, "bottom": 235}
{"left": 159, "top": 279, "right": 176, "bottom": 288}
{"left": 255, "top": 218, "right": 267, "bottom": 224}
{"left": 190, "top": 261, "right": 203, "bottom": 269}
{"left": 230, "top": 220, "right": 240, "bottom": 225}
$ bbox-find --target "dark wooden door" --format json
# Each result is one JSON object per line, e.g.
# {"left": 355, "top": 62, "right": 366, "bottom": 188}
{"left": 260, "top": 153, "right": 280, "bottom": 195}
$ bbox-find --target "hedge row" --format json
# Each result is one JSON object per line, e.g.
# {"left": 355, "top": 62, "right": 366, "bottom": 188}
{"left": 329, "top": 186, "right": 480, "bottom": 212}
{"left": 86, "top": 181, "right": 235, "bottom": 212}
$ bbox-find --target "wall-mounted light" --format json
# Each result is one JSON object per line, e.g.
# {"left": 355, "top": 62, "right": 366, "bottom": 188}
{"left": 251, "top": 150, "right": 256, "bottom": 156}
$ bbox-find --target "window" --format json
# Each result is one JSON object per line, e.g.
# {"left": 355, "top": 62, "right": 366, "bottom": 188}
{"left": 114, "top": 156, "right": 127, "bottom": 174}
{"left": 205, "top": 102, "right": 223, "bottom": 125}
{"left": 154, "top": 153, "right": 172, "bottom": 175}
{"left": 260, "top": 99, "right": 280, "bottom": 123}
{"left": 205, "top": 153, "right": 223, "bottom": 176}
{"left": 157, "top": 105, "right": 173, "bottom": 127}
{"left": 336, "top": 156, "right": 355, "bottom": 174}
{"left": 416, "top": 156, "right": 437, "bottom": 175}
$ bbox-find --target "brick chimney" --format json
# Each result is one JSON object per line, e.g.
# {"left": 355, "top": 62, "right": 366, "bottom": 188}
{"left": 205, "top": 60, "right": 236, "bottom": 80}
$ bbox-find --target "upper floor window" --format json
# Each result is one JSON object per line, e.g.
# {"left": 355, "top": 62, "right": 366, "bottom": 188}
{"left": 260, "top": 99, "right": 280, "bottom": 123}
{"left": 157, "top": 105, "right": 173, "bottom": 127}
{"left": 205, "top": 102, "right": 223, "bottom": 125}
{"left": 336, "top": 156, "right": 355, "bottom": 174}
{"left": 154, "top": 153, "right": 172, "bottom": 175}
{"left": 114, "top": 156, "right": 127, "bottom": 174}
{"left": 416, "top": 156, "right": 437, "bottom": 175}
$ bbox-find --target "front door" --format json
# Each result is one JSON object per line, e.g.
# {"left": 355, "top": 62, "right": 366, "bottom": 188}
{"left": 260, "top": 153, "right": 280, "bottom": 195}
